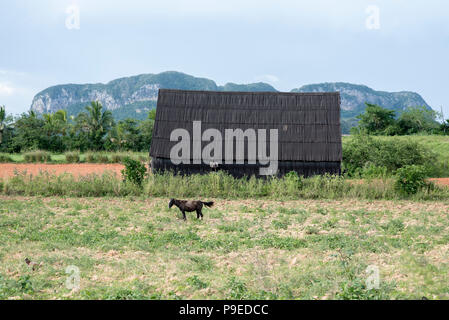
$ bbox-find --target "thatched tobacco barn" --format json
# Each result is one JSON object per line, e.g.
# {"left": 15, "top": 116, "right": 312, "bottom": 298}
{"left": 150, "top": 89, "right": 341, "bottom": 178}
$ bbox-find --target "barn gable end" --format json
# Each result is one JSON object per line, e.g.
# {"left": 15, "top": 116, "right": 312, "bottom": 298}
{"left": 150, "top": 89, "right": 341, "bottom": 177}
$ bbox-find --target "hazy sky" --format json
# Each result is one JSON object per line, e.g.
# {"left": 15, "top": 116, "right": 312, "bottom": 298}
{"left": 1, "top": 0, "right": 448, "bottom": 116}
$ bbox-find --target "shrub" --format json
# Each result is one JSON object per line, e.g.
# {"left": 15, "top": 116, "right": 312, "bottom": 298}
{"left": 394, "top": 165, "right": 430, "bottom": 195}
{"left": 121, "top": 157, "right": 147, "bottom": 187}
{"left": 361, "top": 164, "right": 388, "bottom": 179}
{"left": 65, "top": 151, "right": 80, "bottom": 163}
{"left": 85, "top": 153, "right": 110, "bottom": 163}
{"left": 343, "top": 134, "right": 437, "bottom": 176}
{"left": 23, "top": 150, "right": 51, "bottom": 163}
{"left": 97, "top": 154, "right": 110, "bottom": 163}
{"left": 85, "top": 153, "right": 96, "bottom": 163}
{"left": 0, "top": 153, "right": 12, "bottom": 163}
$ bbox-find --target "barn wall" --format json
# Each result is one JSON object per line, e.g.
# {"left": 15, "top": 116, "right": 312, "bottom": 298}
{"left": 150, "top": 90, "right": 342, "bottom": 163}
{"left": 151, "top": 157, "right": 341, "bottom": 178}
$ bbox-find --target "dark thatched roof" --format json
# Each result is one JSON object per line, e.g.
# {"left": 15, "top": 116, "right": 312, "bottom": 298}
{"left": 150, "top": 89, "right": 342, "bottom": 162}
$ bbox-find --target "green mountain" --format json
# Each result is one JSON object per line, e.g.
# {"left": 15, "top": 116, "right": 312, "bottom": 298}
{"left": 291, "top": 82, "right": 430, "bottom": 118}
{"left": 31, "top": 72, "right": 431, "bottom": 131}
{"left": 30, "top": 71, "right": 277, "bottom": 120}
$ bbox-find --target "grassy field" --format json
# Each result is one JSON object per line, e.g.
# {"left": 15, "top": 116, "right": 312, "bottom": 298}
{"left": 0, "top": 152, "right": 149, "bottom": 163}
{"left": 1, "top": 196, "right": 449, "bottom": 300}
{"left": 0, "top": 135, "right": 447, "bottom": 300}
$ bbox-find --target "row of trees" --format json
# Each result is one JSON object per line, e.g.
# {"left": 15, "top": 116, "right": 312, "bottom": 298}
{"left": 353, "top": 103, "right": 449, "bottom": 135}
{"left": 1, "top": 101, "right": 448, "bottom": 154}
{"left": 0, "top": 102, "right": 155, "bottom": 153}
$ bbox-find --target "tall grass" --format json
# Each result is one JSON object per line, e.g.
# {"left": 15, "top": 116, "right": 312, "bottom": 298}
{"left": 65, "top": 151, "right": 80, "bottom": 163}
{"left": 2, "top": 171, "right": 141, "bottom": 197}
{"left": 0, "top": 153, "right": 13, "bottom": 163}
{"left": 84, "top": 152, "right": 148, "bottom": 163}
{"left": 1, "top": 170, "right": 447, "bottom": 200}
{"left": 23, "top": 150, "right": 51, "bottom": 163}
{"left": 85, "top": 152, "right": 110, "bottom": 163}
{"left": 146, "top": 171, "right": 441, "bottom": 200}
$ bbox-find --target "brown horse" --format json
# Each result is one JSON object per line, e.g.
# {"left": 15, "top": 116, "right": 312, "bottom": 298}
{"left": 169, "top": 199, "right": 214, "bottom": 221}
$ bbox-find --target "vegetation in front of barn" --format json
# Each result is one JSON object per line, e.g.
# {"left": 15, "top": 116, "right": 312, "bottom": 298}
{"left": 1, "top": 197, "right": 448, "bottom": 300}
{"left": 1, "top": 130, "right": 448, "bottom": 200}
{"left": 0, "top": 168, "right": 447, "bottom": 200}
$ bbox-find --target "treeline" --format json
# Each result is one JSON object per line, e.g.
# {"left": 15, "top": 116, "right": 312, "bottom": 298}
{"left": 0, "top": 102, "right": 155, "bottom": 153}
{"left": 1, "top": 101, "right": 448, "bottom": 154}
{"left": 352, "top": 103, "right": 449, "bottom": 135}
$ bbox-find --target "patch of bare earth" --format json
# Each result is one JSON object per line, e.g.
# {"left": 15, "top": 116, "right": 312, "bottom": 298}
{"left": 0, "top": 163, "right": 125, "bottom": 179}
{"left": 429, "top": 178, "right": 449, "bottom": 187}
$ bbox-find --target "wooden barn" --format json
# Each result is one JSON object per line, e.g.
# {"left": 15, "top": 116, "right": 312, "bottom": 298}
{"left": 150, "top": 89, "right": 342, "bottom": 178}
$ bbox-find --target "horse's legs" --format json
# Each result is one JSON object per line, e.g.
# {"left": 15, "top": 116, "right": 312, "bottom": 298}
{"left": 199, "top": 209, "right": 204, "bottom": 220}
{"left": 182, "top": 210, "right": 187, "bottom": 221}
{"left": 196, "top": 209, "right": 200, "bottom": 219}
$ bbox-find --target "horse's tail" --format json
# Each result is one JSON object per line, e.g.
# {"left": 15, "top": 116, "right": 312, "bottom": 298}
{"left": 202, "top": 201, "right": 214, "bottom": 208}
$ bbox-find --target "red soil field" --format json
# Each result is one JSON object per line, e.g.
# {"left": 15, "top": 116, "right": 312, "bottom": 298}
{"left": 429, "top": 178, "right": 449, "bottom": 187}
{"left": 0, "top": 163, "right": 125, "bottom": 180}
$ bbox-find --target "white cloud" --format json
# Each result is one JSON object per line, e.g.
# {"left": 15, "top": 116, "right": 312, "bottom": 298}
{"left": 0, "top": 69, "right": 28, "bottom": 77}
{"left": 0, "top": 83, "right": 14, "bottom": 96}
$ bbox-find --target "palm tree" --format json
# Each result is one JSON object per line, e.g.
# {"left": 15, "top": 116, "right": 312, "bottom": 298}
{"left": 84, "top": 101, "right": 114, "bottom": 150}
{"left": 28, "top": 110, "right": 36, "bottom": 118}
{"left": 43, "top": 113, "right": 55, "bottom": 137}
{"left": 43, "top": 110, "right": 68, "bottom": 136}
{"left": 0, "top": 105, "right": 7, "bottom": 145}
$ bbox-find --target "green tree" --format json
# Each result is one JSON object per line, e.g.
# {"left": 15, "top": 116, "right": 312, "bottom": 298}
{"left": 353, "top": 103, "right": 396, "bottom": 135}
{"left": 116, "top": 118, "right": 143, "bottom": 150}
{"left": 0, "top": 109, "right": 14, "bottom": 152}
{"left": 41, "top": 110, "right": 70, "bottom": 152}
{"left": 440, "top": 119, "right": 449, "bottom": 135}
{"left": 10, "top": 111, "right": 46, "bottom": 152}
{"left": 77, "top": 101, "right": 114, "bottom": 150}
{"left": 138, "top": 114, "right": 154, "bottom": 151}
{"left": 52, "top": 110, "right": 68, "bottom": 135}
{"left": 343, "top": 134, "right": 437, "bottom": 176}
{"left": 105, "top": 111, "right": 155, "bottom": 151}
{"left": 43, "top": 110, "right": 68, "bottom": 135}
{"left": 68, "top": 112, "right": 91, "bottom": 151}
{"left": 0, "top": 105, "right": 7, "bottom": 145}
{"left": 396, "top": 106, "right": 440, "bottom": 134}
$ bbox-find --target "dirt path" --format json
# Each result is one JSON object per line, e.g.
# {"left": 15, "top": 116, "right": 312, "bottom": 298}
{"left": 0, "top": 163, "right": 125, "bottom": 179}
